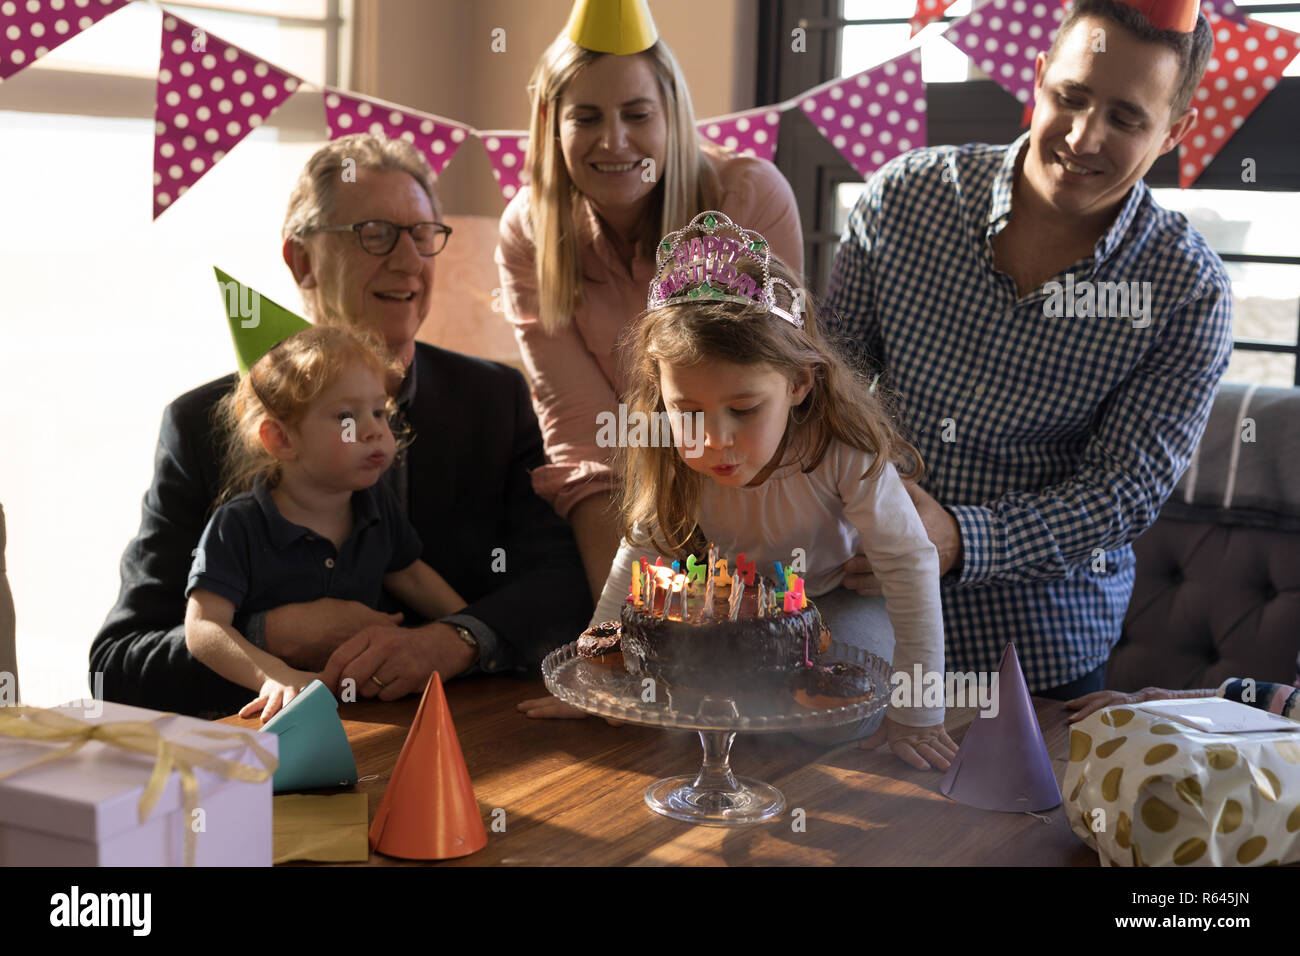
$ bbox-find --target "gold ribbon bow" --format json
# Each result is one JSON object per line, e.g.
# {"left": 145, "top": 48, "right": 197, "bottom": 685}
{"left": 0, "top": 705, "right": 277, "bottom": 866}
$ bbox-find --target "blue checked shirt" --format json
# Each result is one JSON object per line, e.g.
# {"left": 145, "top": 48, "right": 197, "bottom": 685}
{"left": 825, "top": 133, "right": 1233, "bottom": 691}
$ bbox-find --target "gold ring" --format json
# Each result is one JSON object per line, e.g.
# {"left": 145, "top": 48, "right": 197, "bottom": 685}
{"left": 370, "top": 675, "right": 386, "bottom": 688}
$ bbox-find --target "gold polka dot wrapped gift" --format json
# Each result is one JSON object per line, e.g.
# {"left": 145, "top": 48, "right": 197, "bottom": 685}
{"left": 1063, "top": 701, "right": 1300, "bottom": 866}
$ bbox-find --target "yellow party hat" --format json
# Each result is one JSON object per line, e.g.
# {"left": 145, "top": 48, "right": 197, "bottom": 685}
{"left": 566, "top": 0, "right": 658, "bottom": 55}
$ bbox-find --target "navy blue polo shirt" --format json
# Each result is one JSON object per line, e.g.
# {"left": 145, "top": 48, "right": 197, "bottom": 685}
{"left": 186, "top": 477, "right": 423, "bottom": 615}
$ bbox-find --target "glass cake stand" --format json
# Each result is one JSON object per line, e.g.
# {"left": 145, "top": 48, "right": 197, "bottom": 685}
{"left": 541, "top": 640, "right": 890, "bottom": 826}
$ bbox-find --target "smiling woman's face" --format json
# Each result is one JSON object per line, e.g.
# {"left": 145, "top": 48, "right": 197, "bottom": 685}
{"left": 557, "top": 52, "right": 668, "bottom": 222}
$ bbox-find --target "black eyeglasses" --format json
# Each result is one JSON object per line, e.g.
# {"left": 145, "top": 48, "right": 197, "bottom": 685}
{"left": 316, "top": 220, "right": 452, "bottom": 257}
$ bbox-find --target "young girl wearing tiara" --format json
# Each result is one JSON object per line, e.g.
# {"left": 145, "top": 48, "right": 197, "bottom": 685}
{"left": 185, "top": 326, "right": 465, "bottom": 722}
{"left": 523, "top": 211, "right": 956, "bottom": 771}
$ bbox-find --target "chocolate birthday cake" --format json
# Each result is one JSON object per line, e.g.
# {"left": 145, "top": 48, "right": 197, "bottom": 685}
{"left": 611, "top": 555, "right": 833, "bottom": 694}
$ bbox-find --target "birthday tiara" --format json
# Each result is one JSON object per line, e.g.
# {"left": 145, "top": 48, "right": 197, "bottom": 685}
{"left": 648, "top": 210, "right": 805, "bottom": 329}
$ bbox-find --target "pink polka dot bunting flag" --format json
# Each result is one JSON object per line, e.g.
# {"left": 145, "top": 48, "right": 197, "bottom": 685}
{"left": 910, "top": 0, "right": 960, "bottom": 37}
{"left": 324, "top": 87, "right": 470, "bottom": 181}
{"left": 0, "top": 0, "right": 128, "bottom": 82}
{"left": 1179, "top": 10, "right": 1300, "bottom": 187}
{"left": 945, "top": 0, "right": 1067, "bottom": 108}
{"left": 697, "top": 107, "right": 783, "bottom": 163}
{"left": 153, "top": 13, "right": 302, "bottom": 219}
{"left": 479, "top": 131, "right": 530, "bottom": 201}
{"left": 799, "top": 48, "right": 926, "bottom": 180}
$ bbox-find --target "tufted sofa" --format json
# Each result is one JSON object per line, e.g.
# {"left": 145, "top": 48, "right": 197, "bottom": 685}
{"left": 1108, "top": 383, "right": 1300, "bottom": 691}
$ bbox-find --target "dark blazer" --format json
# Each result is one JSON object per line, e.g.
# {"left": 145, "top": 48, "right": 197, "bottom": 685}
{"left": 90, "top": 342, "right": 592, "bottom": 718}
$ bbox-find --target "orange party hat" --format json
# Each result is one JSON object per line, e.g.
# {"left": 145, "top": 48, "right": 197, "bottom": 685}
{"left": 368, "top": 672, "right": 488, "bottom": 860}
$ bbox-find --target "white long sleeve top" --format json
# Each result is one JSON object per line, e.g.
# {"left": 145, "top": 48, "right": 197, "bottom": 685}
{"left": 592, "top": 440, "right": 946, "bottom": 726}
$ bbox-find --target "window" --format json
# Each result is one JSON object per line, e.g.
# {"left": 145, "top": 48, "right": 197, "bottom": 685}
{"left": 0, "top": 2, "right": 348, "bottom": 706}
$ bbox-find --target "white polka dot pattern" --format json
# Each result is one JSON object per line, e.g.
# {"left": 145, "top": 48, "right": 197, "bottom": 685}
{"left": 695, "top": 107, "right": 782, "bottom": 163}
{"left": 800, "top": 49, "right": 926, "bottom": 179}
{"left": 0, "top": 0, "right": 125, "bottom": 81}
{"left": 909, "top": 0, "right": 958, "bottom": 38}
{"left": 323, "top": 86, "right": 471, "bottom": 181}
{"left": 153, "top": 14, "right": 301, "bottom": 219}
{"left": 1178, "top": 10, "right": 1300, "bottom": 187}
{"left": 943, "top": 0, "right": 1066, "bottom": 106}
{"left": 479, "top": 131, "right": 530, "bottom": 200}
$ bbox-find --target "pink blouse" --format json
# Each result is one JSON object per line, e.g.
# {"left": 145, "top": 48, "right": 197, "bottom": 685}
{"left": 495, "top": 152, "right": 804, "bottom": 519}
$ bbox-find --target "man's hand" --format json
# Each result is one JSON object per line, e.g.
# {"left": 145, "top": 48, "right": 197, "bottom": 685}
{"left": 263, "top": 598, "right": 403, "bottom": 670}
{"left": 318, "top": 621, "right": 476, "bottom": 701}
{"left": 1064, "top": 686, "right": 1209, "bottom": 723}
{"left": 842, "top": 481, "right": 963, "bottom": 595}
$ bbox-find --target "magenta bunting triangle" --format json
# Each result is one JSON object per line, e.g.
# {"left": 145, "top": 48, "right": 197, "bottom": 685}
{"left": 153, "top": 13, "right": 301, "bottom": 219}
{"left": 939, "top": 642, "right": 1062, "bottom": 812}
{"left": 0, "top": 0, "right": 128, "bottom": 81}
{"left": 323, "top": 87, "right": 470, "bottom": 180}
{"left": 798, "top": 48, "right": 926, "bottom": 179}
{"left": 480, "top": 131, "right": 531, "bottom": 201}
{"left": 697, "top": 107, "right": 782, "bottom": 163}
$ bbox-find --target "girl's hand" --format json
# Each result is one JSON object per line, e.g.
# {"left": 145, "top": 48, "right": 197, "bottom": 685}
{"left": 518, "top": 696, "right": 623, "bottom": 726}
{"left": 860, "top": 715, "right": 958, "bottom": 771}
{"left": 240, "top": 669, "right": 318, "bottom": 724}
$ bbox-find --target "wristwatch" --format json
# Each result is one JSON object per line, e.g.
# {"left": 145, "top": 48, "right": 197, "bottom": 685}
{"left": 451, "top": 624, "right": 480, "bottom": 663}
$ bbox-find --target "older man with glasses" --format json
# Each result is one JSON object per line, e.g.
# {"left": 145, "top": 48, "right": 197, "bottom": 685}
{"left": 91, "top": 133, "right": 592, "bottom": 719}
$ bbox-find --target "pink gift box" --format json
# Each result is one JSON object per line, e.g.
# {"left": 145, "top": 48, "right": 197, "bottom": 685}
{"left": 0, "top": 700, "right": 277, "bottom": 867}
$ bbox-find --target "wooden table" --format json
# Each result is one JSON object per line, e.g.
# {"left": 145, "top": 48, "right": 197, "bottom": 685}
{"left": 224, "top": 675, "right": 1099, "bottom": 866}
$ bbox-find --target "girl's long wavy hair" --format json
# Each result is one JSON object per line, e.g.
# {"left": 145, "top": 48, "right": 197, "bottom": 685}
{"left": 619, "top": 247, "right": 922, "bottom": 560}
{"left": 524, "top": 34, "right": 722, "bottom": 336}
{"left": 215, "top": 326, "right": 408, "bottom": 504}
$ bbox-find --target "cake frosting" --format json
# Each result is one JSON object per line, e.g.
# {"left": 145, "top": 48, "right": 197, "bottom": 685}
{"left": 610, "top": 552, "right": 831, "bottom": 694}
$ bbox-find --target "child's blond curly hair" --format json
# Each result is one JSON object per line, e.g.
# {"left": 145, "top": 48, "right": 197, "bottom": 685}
{"left": 216, "top": 325, "right": 408, "bottom": 504}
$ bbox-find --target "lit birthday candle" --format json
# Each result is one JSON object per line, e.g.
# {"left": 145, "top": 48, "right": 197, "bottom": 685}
{"left": 674, "top": 573, "right": 688, "bottom": 619}
{"left": 756, "top": 577, "right": 766, "bottom": 618}
{"left": 701, "top": 543, "right": 717, "bottom": 620}
{"left": 630, "top": 562, "right": 642, "bottom": 605}
{"left": 656, "top": 565, "right": 674, "bottom": 619}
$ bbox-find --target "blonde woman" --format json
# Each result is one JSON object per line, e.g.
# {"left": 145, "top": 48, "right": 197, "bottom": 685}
{"left": 496, "top": 32, "right": 804, "bottom": 600}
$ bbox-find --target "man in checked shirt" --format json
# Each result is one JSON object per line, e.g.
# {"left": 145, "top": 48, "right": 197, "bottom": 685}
{"left": 826, "top": 0, "right": 1232, "bottom": 698}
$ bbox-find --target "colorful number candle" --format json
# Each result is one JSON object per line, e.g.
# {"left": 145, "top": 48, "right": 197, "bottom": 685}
{"left": 783, "top": 576, "right": 805, "bottom": 613}
{"left": 736, "top": 553, "right": 757, "bottom": 586}
{"left": 685, "top": 554, "right": 706, "bottom": 586}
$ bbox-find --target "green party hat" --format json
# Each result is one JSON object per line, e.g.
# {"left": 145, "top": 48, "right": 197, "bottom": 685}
{"left": 214, "top": 266, "right": 311, "bottom": 375}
